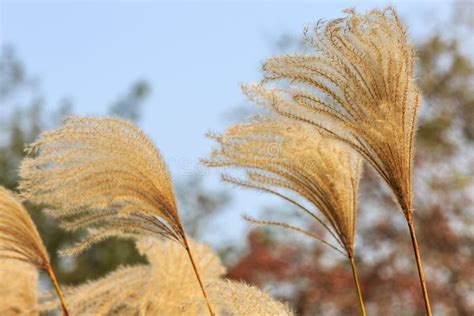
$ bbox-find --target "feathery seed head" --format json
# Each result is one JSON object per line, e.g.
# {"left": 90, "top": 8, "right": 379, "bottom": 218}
{"left": 40, "top": 238, "right": 225, "bottom": 315}
{"left": 0, "top": 186, "right": 50, "bottom": 269}
{"left": 135, "top": 237, "right": 226, "bottom": 315}
{"left": 40, "top": 238, "right": 293, "bottom": 315}
{"left": 204, "top": 279, "right": 293, "bottom": 316}
{"left": 249, "top": 7, "right": 419, "bottom": 213}
{"left": 0, "top": 260, "right": 38, "bottom": 315}
{"left": 19, "top": 116, "right": 184, "bottom": 255}
{"left": 203, "top": 120, "right": 361, "bottom": 255}
{"left": 39, "top": 265, "right": 150, "bottom": 315}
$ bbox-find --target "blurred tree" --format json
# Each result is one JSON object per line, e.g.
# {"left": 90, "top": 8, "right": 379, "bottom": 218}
{"left": 177, "top": 175, "right": 231, "bottom": 238}
{"left": 225, "top": 4, "right": 474, "bottom": 316}
{"left": 108, "top": 80, "right": 150, "bottom": 122}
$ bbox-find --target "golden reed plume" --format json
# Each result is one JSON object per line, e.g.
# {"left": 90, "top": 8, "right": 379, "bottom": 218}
{"left": 39, "top": 238, "right": 292, "bottom": 316}
{"left": 133, "top": 237, "right": 226, "bottom": 315}
{"left": 39, "top": 265, "right": 149, "bottom": 315}
{"left": 244, "top": 7, "right": 431, "bottom": 314}
{"left": 205, "top": 279, "right": 293, "bottom": 316}
{"left": 0, "top": 259, "right": 38, "bottom": 315}
{"left": 136, "top": 238, "right": 292, "bottom": 315}
{"left": 0, "top": 187, "right": 69, "bottom": 315}
{"left": 203, "top": 119, "right": 366, "bottom": 314}
{"left": 19, "top": 116, "right": 214, "bottom": 315}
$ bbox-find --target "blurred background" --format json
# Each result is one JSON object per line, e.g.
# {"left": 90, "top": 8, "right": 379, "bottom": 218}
{"left": 1, "top": 0, "right": 473, "bottom": 315}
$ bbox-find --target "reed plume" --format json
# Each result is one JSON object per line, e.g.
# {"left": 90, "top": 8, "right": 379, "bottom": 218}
{"left": 137, "top": 238, "right": 291, "bottom": 315}
{"left": 203, "top": 119, "right": 366, "bottom": 315}
{"left": 39, "top": 265, "right": 149, "bottom": 315}
{"left": 245, "top": 7, "right": 431, "bottom": 314}
{"left": 204, "top": 279, "right": 293, "bottom": 316}
{"left": 40, "top": 238, "right": 292, "bottom": 316}
{"left": 19, "top": 116, "right": 214, "bottom": 315}
{"left": 134, "top": 237, "right": 225, "bottom": 315}
{"left": 0, "top": 186, "right": 69, "bottom": 315}
{"left": 0, "top": 260, "right": 38, "bottom": 315}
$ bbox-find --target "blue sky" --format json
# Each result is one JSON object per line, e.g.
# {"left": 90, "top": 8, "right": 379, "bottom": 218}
{"left": 0, "top": 0, "right": 452, "bottom": 246}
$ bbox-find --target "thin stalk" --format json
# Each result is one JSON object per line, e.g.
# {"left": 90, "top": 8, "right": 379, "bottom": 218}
{"left": 405, "top": 210, "right": 432, "bottom": 315}
{"left": 348, "top": 255, "right": 366, "bottom": 316}
{"left": 183, "top": 235, "right": 215, "bottom": 316}
{"left": 45, "top": 264, "right": 69, "bottom": 316}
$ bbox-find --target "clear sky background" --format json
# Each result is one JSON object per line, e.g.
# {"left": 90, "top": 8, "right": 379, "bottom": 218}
{"left": 0, "top": 0, "right": 453, "bottom": 247}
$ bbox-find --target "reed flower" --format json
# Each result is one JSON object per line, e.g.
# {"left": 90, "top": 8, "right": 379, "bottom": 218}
{"left": 0, "top": 259, "right": 38, "bottom": 315}
{"left": 245, "top": 7, "right": 431, "bottom": 314}
{"left": 39, "top": 238, "right": 292, "bottom": 316}
{"left": 0, "top": 186, "right": 68, "bottom": 315}
{"left": 204, "top": 279, "right": 293, "bottom": 316}
{"left": 39, "top": 265, "right": 149, "bottom": 315}
{"left": 136, "top": 238, "right": 292, "bottom": 315}
{"left": 19, "top": 116, "right": 214, "bottom": 315}
{"left": 203, "top": 119, "right": 365, "bottom": 314}
{"left": 134, "top": 237, "right": 226, "bottom": 315}
{"left": 248, "top": 7, "right": 418, "bottom": 214}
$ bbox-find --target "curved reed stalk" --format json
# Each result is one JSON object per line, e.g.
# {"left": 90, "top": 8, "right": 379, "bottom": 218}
{"left": 203, "top": 119, "right": 366, "bottom": 315}
{"left": 245, "top": 7, "right": 431, "bottom": 314}
{"left": 19, "top": 116, "right": 214, "bottom": 315}
{"left": 0, "top": 186, "right": 69, "bottom": 315}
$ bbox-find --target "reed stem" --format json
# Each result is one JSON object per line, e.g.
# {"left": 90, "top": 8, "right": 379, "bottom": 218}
{"left": 45, "top": 264, "right": 69, "bottom": 316}
{"left": 405, "top": 210, "right": 432, "bottom": 315}
{"left": 183, "top": 236, "right": 215, "bottom": 316}
{"left": 348, "top": 255, "right": 366, "bottom": 316}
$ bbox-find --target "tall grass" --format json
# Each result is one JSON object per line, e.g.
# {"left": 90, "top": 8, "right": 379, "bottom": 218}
{"left": 241, "top": 7, "right": 431, "bottom": 314}
{"left": 203, "top": 118, "right": 366, "bottom": 315}
{"left": 19, "top": 117, "right": 215, "bottom": 315}
{"left": 0, "top": 5, "right": 436, "bottom": 316}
